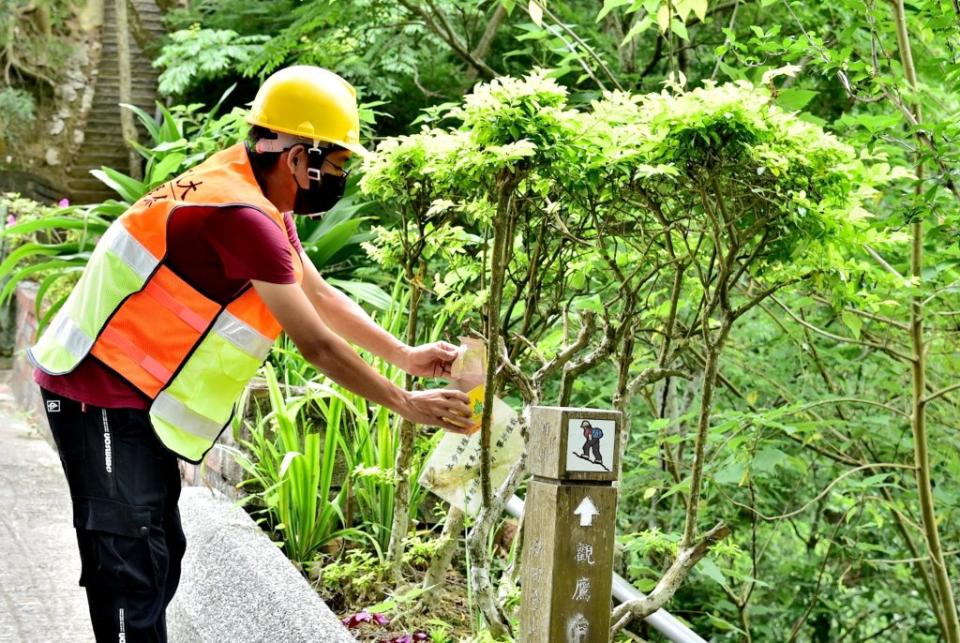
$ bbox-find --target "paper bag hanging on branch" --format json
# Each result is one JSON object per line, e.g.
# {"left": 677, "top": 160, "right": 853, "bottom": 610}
{"left": 419, "top": 337, "right": 524, "bottom": 516}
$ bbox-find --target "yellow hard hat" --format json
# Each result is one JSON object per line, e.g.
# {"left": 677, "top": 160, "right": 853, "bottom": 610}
{"left": 247, "top": 65, "right": 367, "bottom": 156}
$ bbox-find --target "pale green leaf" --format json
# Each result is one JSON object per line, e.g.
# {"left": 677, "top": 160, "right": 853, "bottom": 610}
{"left": 657, "top": 4, "right": 671, "bottom": 32}
{"left": 597, "top": 0, "right": 632, "bottom": 21}
{"left": 698, "top": 558, "right": 725, "bottom": 585}
{"left": 690, "top": 0, "right": 708, "bottom": 21}
{"left": 670, "top": 18, "right": 689, "bottom": 40}
{"left": 776, "top": 88, "right": 818, "bottom": 111}
{"left": 620, "top": 15, "right": 654, "bottom": 45}
{"left": 528, "top": 0, "right": 544, "bottom": 26}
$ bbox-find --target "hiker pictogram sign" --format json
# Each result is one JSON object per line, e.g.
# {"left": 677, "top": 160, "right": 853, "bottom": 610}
{"left": 567, "top": 418, "right": 615, "bottom": 473}
{"left": 528, "top": 407, "right": 621, "bottom": 483}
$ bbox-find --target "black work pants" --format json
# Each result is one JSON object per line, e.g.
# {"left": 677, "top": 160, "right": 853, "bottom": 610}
{"left": 40, "top": 388, "right": 186, "bottom": 643}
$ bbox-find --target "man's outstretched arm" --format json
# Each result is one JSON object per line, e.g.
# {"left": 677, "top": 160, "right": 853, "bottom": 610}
{"left": 298, "top": 253, "right": 458, "bottom": 377}
{"left": 253, "top": 279, "right": 472, "bottom": 432}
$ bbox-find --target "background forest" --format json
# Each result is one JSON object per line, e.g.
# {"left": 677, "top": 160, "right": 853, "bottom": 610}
{"left": 2, "top": 0, "right": 960, "bottom": 641}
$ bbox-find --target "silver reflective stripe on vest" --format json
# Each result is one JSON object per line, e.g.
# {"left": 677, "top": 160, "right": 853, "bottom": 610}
{"left": 103, "top": 223, "right": 158, "bottom": 279}
{"left": 48, "top": 313, "right": 95, "bottom": 358}
{"left": 152, "top": 392, "right": 223, "bottom": 441}
{"left": 212, "top": 311, "right": 273, "bottom": 359}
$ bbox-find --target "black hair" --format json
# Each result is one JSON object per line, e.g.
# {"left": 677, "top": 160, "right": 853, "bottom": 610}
{"left": 246, "top": 125, "right": 285, "bottom": 175}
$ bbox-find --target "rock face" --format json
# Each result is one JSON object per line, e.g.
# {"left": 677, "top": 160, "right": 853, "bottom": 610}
{"left": 167, "top": 487, "right": 358, "bottom": 643}
{"left": 2, "top": 0, "right": 164, "bottom": 205}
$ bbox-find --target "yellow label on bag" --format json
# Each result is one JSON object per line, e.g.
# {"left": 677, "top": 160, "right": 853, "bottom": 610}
{"left": 466, "top": 385, "right": 485, "bottom": 434}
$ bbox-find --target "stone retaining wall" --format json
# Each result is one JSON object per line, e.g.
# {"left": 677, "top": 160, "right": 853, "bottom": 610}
{"left": 11, "top": 283, "right": 48, "bottom": 445}
{"left": 168, "top": 487, "right": 356, "bottom": 643}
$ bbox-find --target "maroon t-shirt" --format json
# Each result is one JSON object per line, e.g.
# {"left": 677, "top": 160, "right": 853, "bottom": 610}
{"left": 34, "top": 206, "right": 304, "bottom": 409}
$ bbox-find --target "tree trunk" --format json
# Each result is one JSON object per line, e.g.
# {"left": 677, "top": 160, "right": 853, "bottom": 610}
{"left": 681, "top": 322, "right": 730, "bottom": 549}
{"left": 479, "top": 177, "right": 515, "bottom": 508}
{"left": 387, "top": 270, "right": 424, "bottom": 582}
{"left": 890, "top": 1, "right": 960, "bottom": 639}
{"left": 466, "top": 454, "right": 528, "bottom": 638}
{"left": 421, "top": 506, "right": 465, "bottom": 599}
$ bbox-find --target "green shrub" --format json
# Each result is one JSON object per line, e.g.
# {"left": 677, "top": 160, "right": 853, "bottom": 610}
{"left": 0, "top": 88, "right": 36, "bottom": 147}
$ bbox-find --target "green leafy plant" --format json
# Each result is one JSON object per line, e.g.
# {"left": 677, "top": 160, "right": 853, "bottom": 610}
{"left": 235, "top": 362, "right": 361, "bottom": 564}
{"left": 154, "top": 27, "right": 268, "bottom": 97}
{"left": 312, "top": 548, "right": 388, "bottom": 606}
{"left": 0, "top": 193, "right": 115, "bottom": 328}
{"left": 261, "top": 279, "right": 445, "bottom": 556}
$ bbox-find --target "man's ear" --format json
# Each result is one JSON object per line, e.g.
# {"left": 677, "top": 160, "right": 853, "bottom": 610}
{"left": 285, "top": 146, "right": 299, "bottom": 171}
{"left": 285, "top": 146, "right": 308, "bottom": 187}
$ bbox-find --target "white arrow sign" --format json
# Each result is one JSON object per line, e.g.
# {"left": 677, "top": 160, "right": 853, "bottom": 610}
{"left": 574, "top": 496, "right": 599, "bottom": 527}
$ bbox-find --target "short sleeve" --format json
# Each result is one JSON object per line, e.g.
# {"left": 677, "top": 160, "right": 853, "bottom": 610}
{"left": 205, "top": 207, "right": 297, "bottom": 284}
{"left": 283, "top": 211, "right": 305, "bottom": 255}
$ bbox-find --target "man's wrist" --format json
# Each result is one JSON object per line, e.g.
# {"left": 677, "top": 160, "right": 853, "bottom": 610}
{"left": 388, "top": 385, "right": 411, "bottom": 415}
{"left": 390, "top": 342, "right": 412, "bottom": 370}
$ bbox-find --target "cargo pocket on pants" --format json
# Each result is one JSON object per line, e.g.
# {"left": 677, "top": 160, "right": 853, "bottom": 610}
{"left": 73, "top": 497, "right": 167, "bottom": 595}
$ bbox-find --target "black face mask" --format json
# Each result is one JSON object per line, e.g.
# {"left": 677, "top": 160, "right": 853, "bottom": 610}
{"left": 292, "top": 147, "right": 347, "bottom": 216}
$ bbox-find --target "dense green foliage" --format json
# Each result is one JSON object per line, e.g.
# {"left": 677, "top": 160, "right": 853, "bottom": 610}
{"left": 357, "top": 68, "right": 914, "bottom": 641}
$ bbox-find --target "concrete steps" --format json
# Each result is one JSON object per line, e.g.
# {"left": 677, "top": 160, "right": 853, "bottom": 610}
{"left": 66, "top": 0, "right": 165, "bottom": 204}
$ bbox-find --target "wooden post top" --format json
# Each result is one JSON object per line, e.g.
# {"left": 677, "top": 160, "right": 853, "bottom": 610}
{"left": 528, "top": 406, "right": 622, "bottom": 482}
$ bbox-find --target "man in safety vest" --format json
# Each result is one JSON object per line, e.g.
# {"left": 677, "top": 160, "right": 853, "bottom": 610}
{"left": 30, "top": 65, "right": 472, "bottom": 642}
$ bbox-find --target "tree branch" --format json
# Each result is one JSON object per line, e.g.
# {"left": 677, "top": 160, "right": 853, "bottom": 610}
{"left": 534, "top": 310, "right": 596, "bottom": 389}
{"left": 465, "top": 3, "right": 507, "bottom": 82}
{"left": 610, "top": 522, "right": 731, "bottom": 633}
{"left": 627, "top": 367, "right": 690, "bottom": 396}
{"left": 768, "top": 296, "right": 913, "bottom": 362}
{"left": 397, "top": 0, "right": 498, "bottom": 78}
{"left": 924, "top": 381, "right": 960, "bottom": 405}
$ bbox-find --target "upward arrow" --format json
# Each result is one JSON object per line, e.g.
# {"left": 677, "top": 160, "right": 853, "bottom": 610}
{"left": 574, "top": 496, "right": 599, "bottom": 527}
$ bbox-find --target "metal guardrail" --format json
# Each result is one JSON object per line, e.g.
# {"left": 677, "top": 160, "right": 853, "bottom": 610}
{"left": 505, "top": 495, "right": 709, "bottom": 643}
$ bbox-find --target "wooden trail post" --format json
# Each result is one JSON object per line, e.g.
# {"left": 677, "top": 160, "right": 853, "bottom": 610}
{"left": 520, "top": 406, "right": 622, "bottom": 643}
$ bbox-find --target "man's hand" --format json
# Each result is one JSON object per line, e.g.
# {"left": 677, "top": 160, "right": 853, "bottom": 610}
{"left": 400, "top": 341, "right": 460, "bottom": 378}
{"left": 400, "top": 388, "right": 474, "bottom": 434}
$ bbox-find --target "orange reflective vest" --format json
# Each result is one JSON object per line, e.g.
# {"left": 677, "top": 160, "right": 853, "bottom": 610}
{"left": 30, "top": 143, "right": 303, "bottom": 462}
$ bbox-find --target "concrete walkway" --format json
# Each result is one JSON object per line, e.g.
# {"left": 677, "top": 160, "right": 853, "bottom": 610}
{"left": 0, "top": 370, "right": 357, "bottom": 643}
{"left": 0, "top": 371, "right": 94, "bottom": 642}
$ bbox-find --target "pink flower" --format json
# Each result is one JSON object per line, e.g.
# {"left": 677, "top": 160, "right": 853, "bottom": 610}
{"left": 342, "top": 611, "right": 374, "bottom": 628}
{"left": 341, "top": 610, "right": 393, "bottom": 631}
{"left": 58, "top": 198, "right": 70, "bottom": 208}
{"left": 5, "top": 215, "right": 14, "bottom": 227}
{"left": 388, "top": 633, "right": 427, "bottom": 642}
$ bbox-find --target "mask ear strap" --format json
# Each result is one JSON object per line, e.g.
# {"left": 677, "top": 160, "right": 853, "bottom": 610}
{"left": 305, "top": 144, "right": 335, "bottom": 183}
